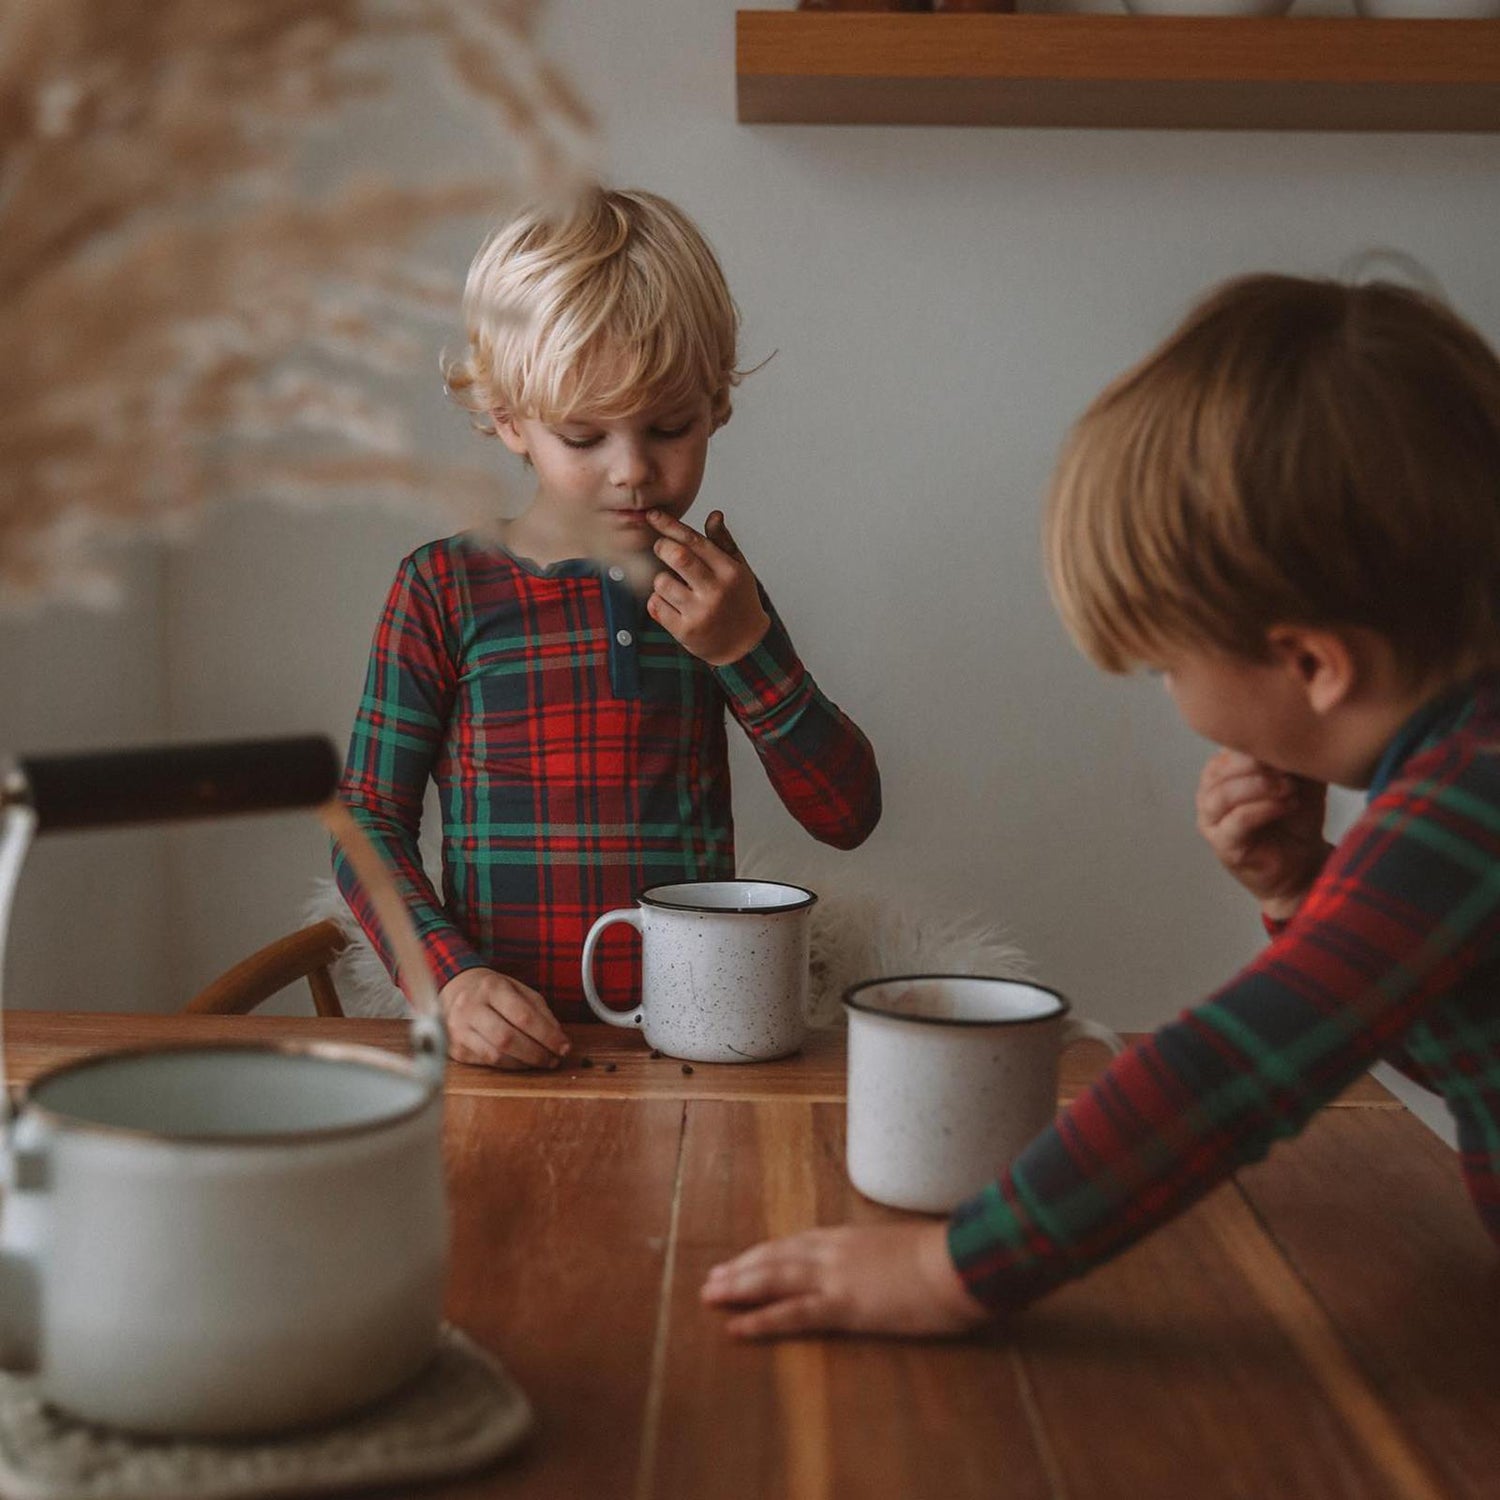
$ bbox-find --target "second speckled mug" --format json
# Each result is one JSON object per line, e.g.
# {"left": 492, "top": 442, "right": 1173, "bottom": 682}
{"left": 580, "top": 881, "right": 816, "bottom": 1063}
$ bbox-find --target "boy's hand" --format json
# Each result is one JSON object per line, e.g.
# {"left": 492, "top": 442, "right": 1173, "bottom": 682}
{"left": 438, "top": 968, "right": 569, "bottom": 1070}
{"left": 700, "top": 1222, "right": 990, "bottom": 1340}
{"left": 1195, "top": 749, "right": 1333, "bottom": 922}
{"left": 645, "top": 509, "right": 771, "bottom": 667}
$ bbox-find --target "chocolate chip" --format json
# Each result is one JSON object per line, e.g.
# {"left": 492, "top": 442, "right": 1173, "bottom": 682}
{"left": 603, "top": 1061, "right": 617, "bottom": 1073}
{"left": 681, "top": 1063, "right": 694, "bottom": 1075}
{"left": 579, "top": 1057, "right": 594, "bottom": 1069}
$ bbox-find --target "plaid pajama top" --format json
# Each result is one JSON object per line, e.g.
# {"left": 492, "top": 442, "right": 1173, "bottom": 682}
{"left": 334, "top": 533, "right": 880, "bottom": 1017}
{"left": 950, "top": 673, "right": 1500, "bottom": 1312}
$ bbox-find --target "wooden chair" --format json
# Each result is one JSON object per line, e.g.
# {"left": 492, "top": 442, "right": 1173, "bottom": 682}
{"left": 184, "top": 919, "right": 350, "bottom": 1017}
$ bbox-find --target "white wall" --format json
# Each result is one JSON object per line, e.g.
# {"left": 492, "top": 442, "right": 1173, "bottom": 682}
{"left": 8, "top": 2, "right": 1500, "bottom": 1030}
{"left": 0, "top": 550, "right": 172, "bottom": 1012}
{"left": 372, "top": 0, "right": 1500, "bottom": 1032}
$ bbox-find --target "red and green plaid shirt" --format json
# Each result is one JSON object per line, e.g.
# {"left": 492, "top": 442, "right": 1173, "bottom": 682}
{"left": 335, "top": 533, "right": 880, "bottom": 1017}
{"left": 951, "top": 673, "right": 1500, "bottom": 1311}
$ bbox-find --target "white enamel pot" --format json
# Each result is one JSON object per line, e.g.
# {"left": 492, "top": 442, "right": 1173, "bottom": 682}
{"left": 0, "top": 1023, "right": 448, "bottom": 1437}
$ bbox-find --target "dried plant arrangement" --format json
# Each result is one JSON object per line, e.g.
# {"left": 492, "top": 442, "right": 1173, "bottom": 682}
{"left": 0, "top": 0, "right": 592, "bottom": 606}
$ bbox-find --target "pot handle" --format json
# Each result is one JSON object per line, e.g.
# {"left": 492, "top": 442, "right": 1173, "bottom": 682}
{"left": 0, "top": 803, "right": 37, "bottom": 1133}
{"left": 408, "top": 1011, "right": 448, "bottom": 1087}
{"left": 0, "top": 739, "right": 448, "bottom": 1089}
{"left": 7, "top": 737, "right": 339, "bottom": 833}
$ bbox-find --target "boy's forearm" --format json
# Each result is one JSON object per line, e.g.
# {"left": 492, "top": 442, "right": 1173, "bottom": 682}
{"left": 332, "top": 794, "right": 481, "bottom": 989}
{"left": 715, "top": 607, "right": 882, "bottom": 849}
{"left": 952, "top": 752, "right": 1500, "bottom": 1313}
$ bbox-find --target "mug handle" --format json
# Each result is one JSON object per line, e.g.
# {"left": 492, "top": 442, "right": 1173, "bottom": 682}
{"left": 1061, "top": 1015, "right": 1127, "bottom": 1058}
{"left": 581, "top": 909, "right": 646, "bottom": 1028}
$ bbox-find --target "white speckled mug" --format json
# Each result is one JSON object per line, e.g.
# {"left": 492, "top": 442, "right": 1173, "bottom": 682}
{"left": 845, "top": 976, "right": 1126, "bottom": 1213}
{"left": 581, "top": 881, "right": 816, "bottom": 1063}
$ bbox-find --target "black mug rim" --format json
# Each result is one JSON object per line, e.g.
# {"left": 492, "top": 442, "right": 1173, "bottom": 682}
{"left": 842, "top": 974, "right": 1073, "bottom": 1029}
{"left": 637, "top": 879, "right": 818, "bottom": 916}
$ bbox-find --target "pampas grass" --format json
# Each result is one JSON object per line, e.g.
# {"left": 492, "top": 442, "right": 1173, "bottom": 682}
{"left": 1, "top": 0, "right": 591, "bottom": 606}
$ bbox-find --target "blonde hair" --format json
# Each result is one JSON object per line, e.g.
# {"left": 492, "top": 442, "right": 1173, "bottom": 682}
{"left": 1045, "top": 273, "right": 1500, "bottom": 681}
{"left": 445, "top": 184, "right": 742, "bottom": 432}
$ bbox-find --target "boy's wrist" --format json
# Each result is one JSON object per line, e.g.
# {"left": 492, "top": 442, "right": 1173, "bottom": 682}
{"left": 919, "top": 1222, "right": 989, "bottom": 1328}
{"left": 703, "top": 608, "right": 771, "bottom": 668}
{"left": 1257, "top": 841, "right": 1335, "bottom": 924}
{"left": 1259, "top": 894, "right": 1305, "bottom": 925}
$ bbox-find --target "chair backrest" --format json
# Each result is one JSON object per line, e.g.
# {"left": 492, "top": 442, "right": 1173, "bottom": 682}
{"left": 184, "top": 919, "right": 349, "bottom": 1017}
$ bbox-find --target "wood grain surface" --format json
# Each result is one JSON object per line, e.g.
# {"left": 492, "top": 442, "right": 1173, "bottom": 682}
{"left": 2, "top": 1011, "right": 1476, "bottom": 1500}
{"left": 1237, "top": 1110, "right": 1500, "bottom": 1500}
{"left": 0, "top": 1012, "right": 1398, "bottom": 1105}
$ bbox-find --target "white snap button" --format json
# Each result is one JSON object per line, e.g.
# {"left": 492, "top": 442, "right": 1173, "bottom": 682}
{"left": 608, "top": 566, "right": 625, "bottom": 581}
{"left": 615, "top": 629, "right": 633, "bottom": 647}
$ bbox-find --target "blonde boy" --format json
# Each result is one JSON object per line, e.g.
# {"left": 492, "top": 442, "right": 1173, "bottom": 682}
{"left": 703, "top": 273, "right": 1500, "bottom": 1337}
{"left": 336, "top": 186, "right": 880, "bottom": 1067}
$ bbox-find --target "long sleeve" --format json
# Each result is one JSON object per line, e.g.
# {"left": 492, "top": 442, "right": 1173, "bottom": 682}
{"left": 713, "top": 599, "right": 881, "bottom": 850}
{"left": 949, "top": 729, "right": 1500, "bottom": 1312}
{"left": 334, "top": 551, "right": 483, "bottom": 992}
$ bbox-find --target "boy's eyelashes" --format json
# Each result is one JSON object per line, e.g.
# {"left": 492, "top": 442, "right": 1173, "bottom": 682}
{"left": 550, "top": 419, "right": 697, "bottom": 451}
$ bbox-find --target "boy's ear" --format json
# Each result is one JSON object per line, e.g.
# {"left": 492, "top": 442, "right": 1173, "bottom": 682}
{"left": 1265, "top": 626, "right": 1357, "bottom": 716}
{"left": 492, "top": 410, "right": 529, "bottom": 459}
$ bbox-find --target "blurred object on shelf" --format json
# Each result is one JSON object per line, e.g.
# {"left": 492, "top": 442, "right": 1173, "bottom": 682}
{"left": 798, "top": 2, "right": 935, "bottom": 11}
{"left": 1356, "top": 0, "right": 1500, "bottom": 14}
{"left": 1124, "top": 0, "right": 1293, "bottom": 13}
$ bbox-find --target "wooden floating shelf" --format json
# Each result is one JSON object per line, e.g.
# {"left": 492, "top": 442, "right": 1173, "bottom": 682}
{"left": 736, "top": 11, "right": 1500, "bottom": 131}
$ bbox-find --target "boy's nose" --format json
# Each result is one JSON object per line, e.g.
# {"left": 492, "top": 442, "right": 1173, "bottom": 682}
{"left": 609, "top": 444, "right": 653, "bottom": 494}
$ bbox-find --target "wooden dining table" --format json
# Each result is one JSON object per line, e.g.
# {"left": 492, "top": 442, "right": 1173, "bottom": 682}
{"left": 4, "top": 1010, "right": 1497, "bottom": 1500}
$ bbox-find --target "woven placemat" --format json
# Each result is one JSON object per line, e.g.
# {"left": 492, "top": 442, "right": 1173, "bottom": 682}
{"left": 0, "top": 1325, "right": 531, "bottom": 1500}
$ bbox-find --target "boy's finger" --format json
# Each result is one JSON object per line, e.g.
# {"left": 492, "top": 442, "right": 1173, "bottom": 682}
{"left": 645, "top": 509, "right": 704, "bottom": 546}
{"left": 703, "top": 1239, "right": 818, "bottom": 1303}
{"left": 453, "top": 1023, "right": 527, "bottom": 1071}
{"left": 648, "top": 509, "right": 733, "bottom": 575}
{"left": 1204, "top": 748, "right": 1265, "bottom": 786}
{"left": 491, "top": 983, "right": 569, "bottom": 1057}
{"left": 449, "top": 1028, "right": 500, "bottom": 1068}
{"left": 1218, "top": 799, "right": 1294, "bottom": 847}
{"left": 653, "top": 533, "right": 714, "bottom": 584}
{"left": 646, "top": 590, "right": 685, "bottom": 626}
{"left": 469, "top": 1005, "right": 559, "bottom": 1069}
{"left": 1199, "top": 771, "right": 1292, "bottom": 823}
{"left": 705, "top": 511, "right": 743, "bottom": 561}
{"left": 724, "top": 1294, "right": 833, "bottom": 1340}
{"left": 652, "top": 570, "right": 693, "bottom": 611}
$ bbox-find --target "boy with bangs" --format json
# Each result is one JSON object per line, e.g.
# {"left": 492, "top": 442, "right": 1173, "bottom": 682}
{"left": 703, "top": 273, "right": 1500, "bottom": 1337}
{"left": 336, "top": 186, "right": 880, "bottom": 1068}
